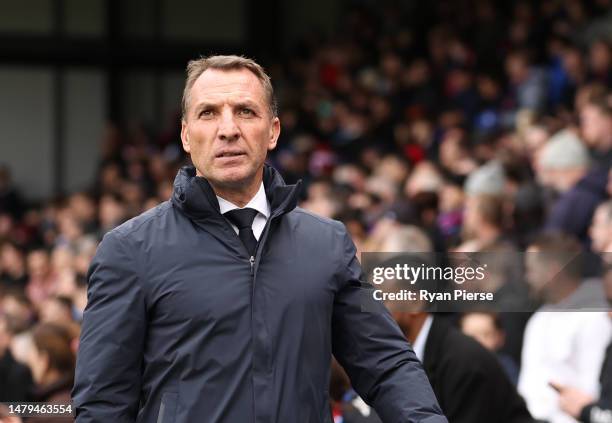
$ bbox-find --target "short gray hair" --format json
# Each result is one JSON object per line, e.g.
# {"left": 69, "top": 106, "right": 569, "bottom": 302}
{"left": 181, "top": 55, "right": 277, "bottom": 119}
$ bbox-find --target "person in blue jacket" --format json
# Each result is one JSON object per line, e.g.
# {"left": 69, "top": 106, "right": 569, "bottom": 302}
{"left": 72, "top": 55, "right": 447, "bottom": 423}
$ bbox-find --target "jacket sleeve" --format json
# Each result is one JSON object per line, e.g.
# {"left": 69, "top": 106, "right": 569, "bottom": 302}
{"left": 436, "top": 352, "right": 534, "bottom": 423}
{"left": 72, "top": 230, "right": 147, "bottom": 423}
{"left": 330, "top": 222, "right": 447, "bottom": 423}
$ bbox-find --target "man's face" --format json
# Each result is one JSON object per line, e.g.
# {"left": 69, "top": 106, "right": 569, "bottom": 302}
{"left": 39, "top": 299, "right": 71, "bottom": 324}
{"left": 460, "top": 313, "right": 502, "bottom": 352}
{"left": 525, "top": 246, "right": 553, "bottom": 299}
{"left": 181, "top": 68, "right": 280, "bottom": 190}
{"left": 581, "top": 104, "right": 612, "bottom": 148}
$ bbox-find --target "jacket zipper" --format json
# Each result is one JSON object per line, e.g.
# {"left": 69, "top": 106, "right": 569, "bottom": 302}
{"left": 249, "top": 211, "right": 278, "bottom": 277}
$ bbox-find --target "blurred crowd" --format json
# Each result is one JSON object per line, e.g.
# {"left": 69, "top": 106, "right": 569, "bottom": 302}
{"left": 1, "top": 0, "right": 612, "bottom": 422}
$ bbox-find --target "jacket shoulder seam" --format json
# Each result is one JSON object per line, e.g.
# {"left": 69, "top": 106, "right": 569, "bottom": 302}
{"left": 112, "top": 202, "right": 172, "bottom": 239}
{"left": 291, "top": 208, "right": 344, "bottom": 229}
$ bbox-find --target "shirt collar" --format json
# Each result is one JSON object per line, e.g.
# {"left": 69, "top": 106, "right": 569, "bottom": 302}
{"left": 412, "top": 315, "right": 434, "bottom": 362}
{"left": 216, "top": 182, "right": 270, "bottom": 219}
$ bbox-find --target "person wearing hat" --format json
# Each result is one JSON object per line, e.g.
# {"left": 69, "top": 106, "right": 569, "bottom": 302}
{"left": 537, "top": 130, "right": 609, "bottom": 245}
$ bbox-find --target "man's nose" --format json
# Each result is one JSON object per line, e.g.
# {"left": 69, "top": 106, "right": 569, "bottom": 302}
{"left": 218, "top": 109, "right": 240, "bottom": 141}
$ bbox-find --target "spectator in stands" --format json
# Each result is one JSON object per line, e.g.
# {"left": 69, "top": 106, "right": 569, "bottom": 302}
{"left": 0, "top": 289, "right": 34, "bottom": 333}
{"left": 388, "top": 280, "right": 534, "bottom": 422}
{"left": 67, "top": 194, "right": 98, "bottom": 236}
{"left": 503, "top": 49, "right": 548, "bottom": 122}
{"left": 25, "top": 249, "right": 56, "bottom": 308}
{"left": 580, "top": 95, "right": 612, "bottom": 167}
{"left": 380, "top": 224, "right": 433, "bottom": 253}
{"left": 27, "top": 323, "right": 74, "bottom": 408}
{"left": 519, "top": 233, "right": 611, "bottom": 423}
{"left": 0, "top": 242, "right": 27, "bottom": 289}
{"left": 0, "top": 312, "right": 32, "bottom": 402}
{"left": 538, "top": 130, "right": 608, "bottom": 244}
{"left": 553, "top": 263, "right": 612, "bottom": 422}
{"left": 383, "top": 226, "right": 534, "bottom": 423}
{"left": 97, "top": 193, "right": 127, "bottom": 237}
{"left": 456, "top": 193, "right": 507, "bottom": 252}
{"left": 39, "top": 296, "right": 73, "bottom": 326}
{"left": 393, "top": 305, "right": 534, "bottom": 423}
{"left": 587, "top": 40, "right": 612, "bottom": 87}
{"left": 460, "top": 311, "right": 520, "bottom": 385}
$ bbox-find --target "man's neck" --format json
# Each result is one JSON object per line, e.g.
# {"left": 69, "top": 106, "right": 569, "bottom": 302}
{"left": 214, "top": 184, "right": 260, "bottom": 208}
{"left": 199, "top": 170, "right": 264, "bottom": 208}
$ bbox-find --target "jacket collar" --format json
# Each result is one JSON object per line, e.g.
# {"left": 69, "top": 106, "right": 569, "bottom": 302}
{"left": 171, "top": 165, "right": 302, "bottom": 221}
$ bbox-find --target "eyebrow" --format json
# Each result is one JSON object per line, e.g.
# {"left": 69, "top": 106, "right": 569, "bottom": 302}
{"left": 234, "top": 101, "right": 260, "bottom": 110}
{"left": 193, "top": 100, "right": 262, "bottom": 113}
{"left": 193, "top": 102, "right": 218, "bottom": 113}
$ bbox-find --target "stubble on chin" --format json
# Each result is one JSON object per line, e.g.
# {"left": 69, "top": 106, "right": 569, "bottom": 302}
{"left": 208, "top": 164, "right": 263, "bottom": 191}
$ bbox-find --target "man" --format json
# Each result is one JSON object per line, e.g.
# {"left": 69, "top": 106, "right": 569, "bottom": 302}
{"left": 393, "top": 310, "right": 535, "bottom": 423}
{"left": 0, "top": 312, "right": 33, "bottom": 402}
{"left": 537, "top": 130, "right": 608, "bottom": 245}
{"left": 460, "top": 312, "right": 520, "bottom": 386}
{"left": 504, "top": 49, "right": 548, "bottom": 115}
{"left": 553, "top": 263, "right": 612, "bottom": 422}
{"left": 378, "top": 227, "right": 534, "bottom": 423}
{"left": 72, "top": 56, "right": 446, "bottom": 423}
{"left": 457, "top": 192, "right": 506, "bottom": 251}
{"left": 580, "top": 95, "right": 612, "bottom": 167}
{"left": 453, "top": 190, "right": 531, "bottom": 366}
{"left": 519, "top": 233, "right": 611, "bottom": 423}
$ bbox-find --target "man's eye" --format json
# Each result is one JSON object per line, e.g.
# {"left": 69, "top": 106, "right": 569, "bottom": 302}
{"left": 199, "top": 110, "right": 213, "bottom": 118}
{"left": 239, "top": 108, "right": 255, "bottom": 116}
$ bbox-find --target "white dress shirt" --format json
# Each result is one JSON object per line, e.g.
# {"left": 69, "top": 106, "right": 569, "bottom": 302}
{"left": 518, "top": 280, "right": 612, "bottom": 423}
{"left": 216, "top": 182, "right": 270, "bottom": 241}
{"left": 412, "top": 315, "right": 434, "bottom": 362}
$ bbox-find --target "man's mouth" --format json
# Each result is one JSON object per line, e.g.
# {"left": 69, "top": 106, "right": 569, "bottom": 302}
{"left": 215, "top": 151, "right": 246, "bottom": 158}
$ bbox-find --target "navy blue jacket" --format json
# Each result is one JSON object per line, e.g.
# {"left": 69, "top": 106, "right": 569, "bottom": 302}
{"left": 545, "top": 166, "right": 609, "bottom": 244}
{"left": 72, "top": 165, "right": 446, "bottom": 423}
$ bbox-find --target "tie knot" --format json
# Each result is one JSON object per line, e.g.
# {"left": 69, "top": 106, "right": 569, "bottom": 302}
{"left": 224, "top": 208, "right": 258, "bottom": 229}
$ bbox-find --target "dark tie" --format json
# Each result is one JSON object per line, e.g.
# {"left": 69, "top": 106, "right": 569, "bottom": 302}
{"left": 224, "top": 208, "right": 259, "bottom": 257}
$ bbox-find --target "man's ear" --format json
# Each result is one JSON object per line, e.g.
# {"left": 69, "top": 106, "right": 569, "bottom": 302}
{"left": 268, "top": 116, "right": 280, "bottom": 151}
{"left": 181, "top": 120, "right": 191, "bottom": 153}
